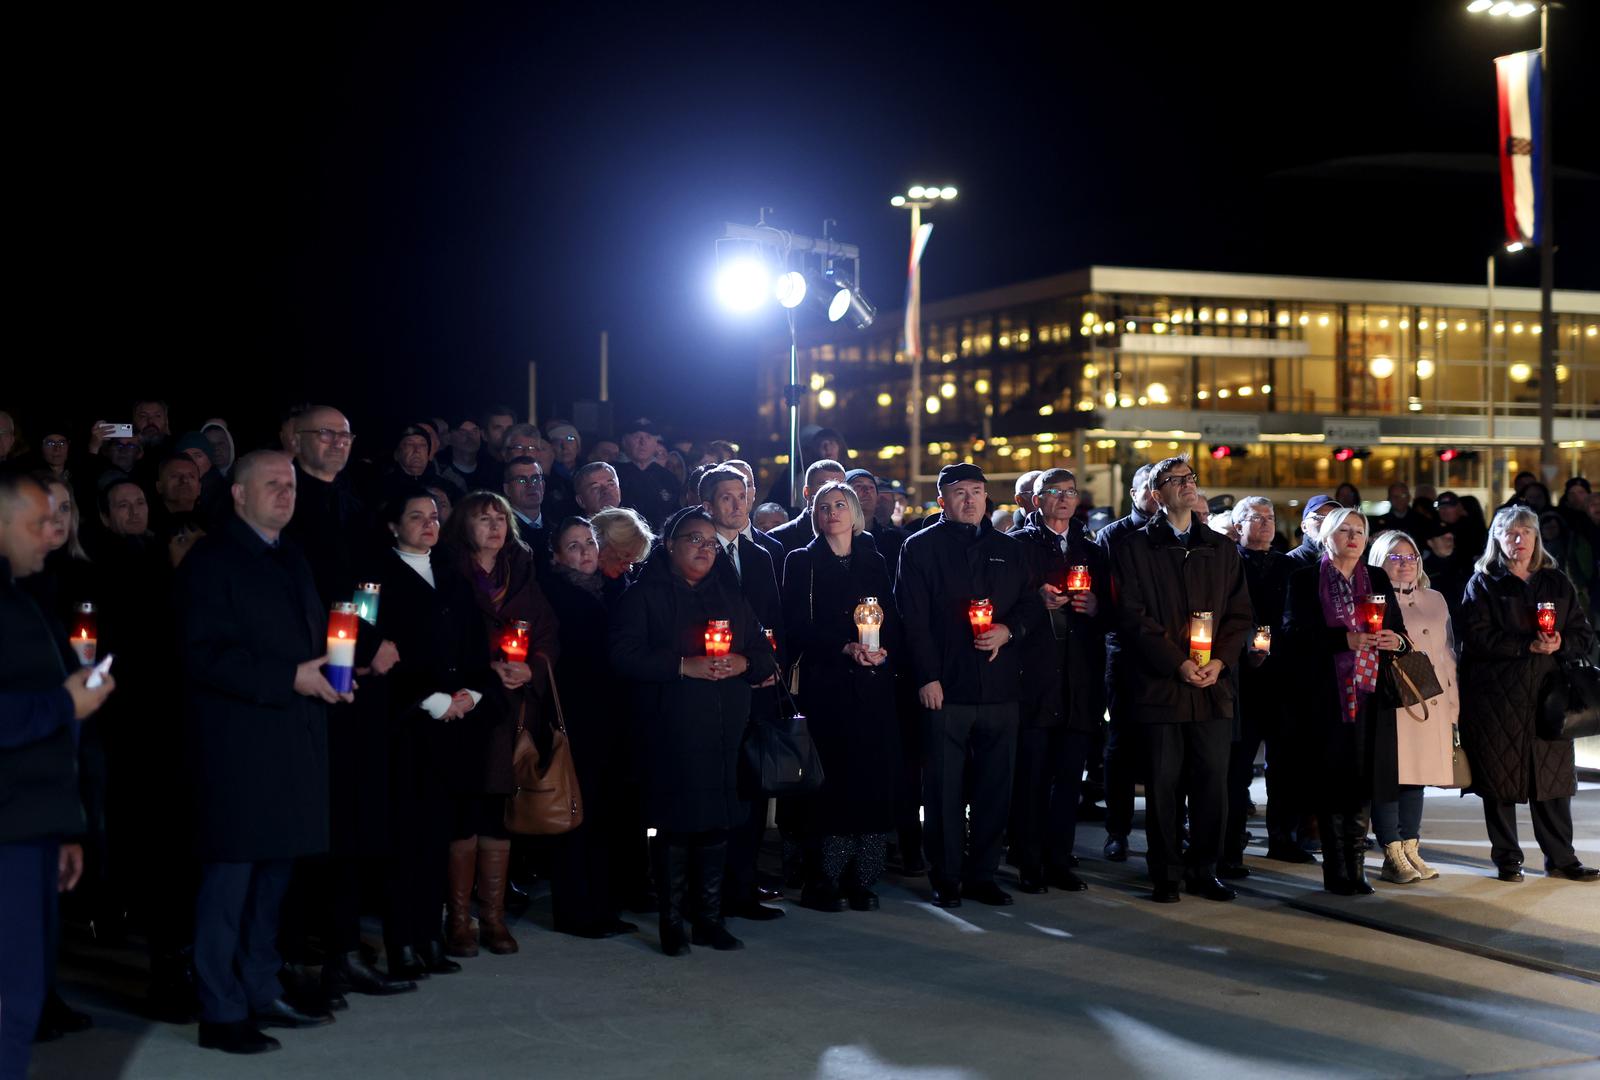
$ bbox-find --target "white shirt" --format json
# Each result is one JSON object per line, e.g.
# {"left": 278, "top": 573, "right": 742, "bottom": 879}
{"left": 396, "top": 548, "right": 435, "bottom": 587}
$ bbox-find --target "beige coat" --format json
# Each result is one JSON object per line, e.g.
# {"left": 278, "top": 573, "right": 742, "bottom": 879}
{"left": 1394, "top": 586, "right": 1459, "bottom": 786}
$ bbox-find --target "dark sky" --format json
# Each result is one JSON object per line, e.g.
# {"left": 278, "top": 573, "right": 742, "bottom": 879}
{"left": 15, "top": 1, "right": 1598, "bottom": 449}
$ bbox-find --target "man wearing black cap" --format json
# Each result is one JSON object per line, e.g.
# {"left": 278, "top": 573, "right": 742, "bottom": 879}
{"left": 896, "top": 463, "right": 1042, "bottom": 908}
{"left": 1286, "top": 495, "right": 1340, "bottom": 569}
{"left": 614, "top": 419, "right": 679, "bottom": 531}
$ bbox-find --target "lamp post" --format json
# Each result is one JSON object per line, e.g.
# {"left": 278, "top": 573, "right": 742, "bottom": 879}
{"left": 1468, "top": 0, "right": 1556, "bottom": 474}
{"left": 891, "top": 184, "right": 957, "bottom": 498}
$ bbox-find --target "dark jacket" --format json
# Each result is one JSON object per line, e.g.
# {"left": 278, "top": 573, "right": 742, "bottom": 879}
{"left": 782, "top": 535, "right": 901, "bottom": 834}
{"left": 1096, "top": 506, "right": 1153, "bottom": 715}
{"left": 615, "top": 460, "right": 681, "bottom": 531}
{"left": 0, "top": 558, "right": 81, "bottom": 843}
{"left": 1236, "top": 545, "right": 1292, "bottom": 733}
{"left": 609, "top": 553, "right": 776, "bottom": 832}
{"left": 1011, "top": 515, "right": 1111, "bottom": 732}
{"left": 868, "top": 525, "right": 908, "bottom": 583}
{"left": 1109, "top": 513, "right": 1253, "bottom": 724}
{"left": 714, "top": 532, "right": 783, "bottom": 659}
{"left": 1285, "top": 533, "right": 1322, "bottom": 569}
{"left": 541, "top": 566, "right": 624, "bottom": 803}
{"left": 895, "top": 515, "right": 1041, "bottom": 706}
{"left": 1457, "top": 565, "right": 1595, "bottom": 804}
{"left": 176, "top": 516, "right": 329, "bottom": 862}
{"left": 768, "top": 513, "right": 816, "bottom": 564}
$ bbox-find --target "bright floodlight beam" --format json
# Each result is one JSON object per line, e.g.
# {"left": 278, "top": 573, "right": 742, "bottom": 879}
{"left": 1466, "top": 0, "right": 1493, "bottom": 10}
{"left": 775, "top": 270, "right": 807, "bottom": 309}
{"left": 715, "top": 257, "right": 771, "bottom": 313}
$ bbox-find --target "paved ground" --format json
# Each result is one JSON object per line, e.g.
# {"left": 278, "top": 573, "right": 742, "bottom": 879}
{"left": 32, "top": 786, "right": 1600, "bottom": 1080}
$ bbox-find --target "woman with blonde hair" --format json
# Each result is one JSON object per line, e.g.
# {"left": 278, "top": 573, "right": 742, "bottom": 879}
{"left": 1366, "top": 530, "right": 1457, "bottom": 884}
{"left": 1458, "top": 506, "right": 1597, "bottom": 882}
{"left": 591, "top": 506, "right": 656, "bottom": 604}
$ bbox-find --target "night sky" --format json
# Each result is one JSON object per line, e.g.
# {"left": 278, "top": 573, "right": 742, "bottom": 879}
{"left": 16, "top": 2, "right": 1598, "bottom": 450}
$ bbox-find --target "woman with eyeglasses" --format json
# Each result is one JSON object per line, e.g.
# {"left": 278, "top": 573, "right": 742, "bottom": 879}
{"left": 1282, "top": 507, "right": 1407, "bottom": 895}
{"left": 1366, "top": 531, "right": 1457, "bottom": 884}
{"left": 1458, "top": 506, "right": 1597, "bottom": 883}
{"left": 608, "top": 507, "right": 776, "bottom": 955}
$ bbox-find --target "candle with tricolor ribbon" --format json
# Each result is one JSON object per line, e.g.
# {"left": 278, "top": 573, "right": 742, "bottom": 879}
{"left": 704, "top": 619, "right": 732, "bottom": 657}
{"left": 325, "top": 602, "right": 359, "bottom": 693}
{"left": 1188, "top": 611, "right": 1214, "bottom": 665}
{"left": 353, "top": 583, "right": 381, "bottom": 625}
{"left": 499, "top": 620, "right": 530, "bottom": 664}
{"left": 71, "top": 602, "right": 97, "bottom": 666}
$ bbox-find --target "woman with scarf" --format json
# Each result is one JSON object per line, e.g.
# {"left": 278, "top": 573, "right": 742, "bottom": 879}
{"left": 436, "top": 491, "right": 558, "bottom": 956}
{"left": 1282, "top": 507, "right": 1408, "bottom": 895}
{"left": 608, "top": 507, "right": 776, "bottom": 956}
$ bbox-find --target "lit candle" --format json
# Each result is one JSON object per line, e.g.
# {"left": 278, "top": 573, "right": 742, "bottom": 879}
{"left": 1536, "top": 602, "right": 1557, "bottom": 634}
{"left": 325, "top": 602, "right": 359, "bottom": 693}
{"left": 1188, "top": 611, "right": 1214, "bottom": 665}
{"left": 1358, "top": 594, "right": 1387, "bottom": 634}
{"left": 854, "top": 597, "right": 884, "bottom": 651}
{"left": 1065, "top": 566, "right": 1091, "bottom": 593}
{"left": 704, "top": 619, "right": 732, "bottom": 657}
{"left": 71, "top": 602, "right": 97, "bottom": 666}
{"left": 353, "top": 582, "right": 382, "bottom": 625}
{"left": 1251, "top": 625, "right": 1272, "bottom": 654}
{"left": 499, "top": 619, "right": 531, "bottom": 664}
{"left": 763, "top": 628, "right": 777, "bottom": 653}
{"left": 968, "top": 598, "right": 994, "bottom": 637}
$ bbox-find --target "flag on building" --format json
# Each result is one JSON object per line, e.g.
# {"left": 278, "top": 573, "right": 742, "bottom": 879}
{"left": 1494, "top": 49, "right": 1544, "bottom": 249}
{"left": 903, "top": 222, "right": 933, "bottom": 358}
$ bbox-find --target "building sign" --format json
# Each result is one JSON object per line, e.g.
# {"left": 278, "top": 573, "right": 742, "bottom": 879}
{"left": 1200, "top": 417, "right": 1261, "bottom": 442}
{"left": 1323, "top": 418, "right": 1381, "bottom": 443}
{"left": 1119, "top": 333, "right": 1310, "bottom": 358}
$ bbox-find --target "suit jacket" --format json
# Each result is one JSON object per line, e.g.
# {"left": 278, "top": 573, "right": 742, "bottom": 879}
{"left": 768, "top": 513, "right": 816, "bottom": 562}
{"left": 714, "top": 532, "right": 784, "bottom": 664}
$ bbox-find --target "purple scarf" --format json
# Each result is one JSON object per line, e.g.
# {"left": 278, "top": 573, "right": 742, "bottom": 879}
{"left": 1318, "top": 556, "right": 1379, "bottom": 723}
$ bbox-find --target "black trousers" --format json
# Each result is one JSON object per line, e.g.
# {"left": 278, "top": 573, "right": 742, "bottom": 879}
{"left": 724, "top": 796, "right": 768, "bottom": 905}
{"left": 0, "top": 840, "right": 56, "bottom": 1079}
{"left": 1009, "top": 726, "right": 1091, "bottom": 876}
{"left": 1144, "top": 716, "right": 1231, "bottom": 885}
{"left": 922, "top": 701, "right": 1019, "bottom": 888}
{"left": 1224, "top": 712, "right": 1299, "bottom": 860}
{"left": 1103, "top": 706, "right": 1145, "bottom": 839}
{"left": 194, "top": 859, "right": 294, "bottom": 1023}
{"left": 1482, "top": 794, "right": 1576, "bottom": 871}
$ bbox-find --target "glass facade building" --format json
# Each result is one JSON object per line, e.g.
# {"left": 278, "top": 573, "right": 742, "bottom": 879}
{"left": 754, "top": 266, "right": 1600, "bottom": 512}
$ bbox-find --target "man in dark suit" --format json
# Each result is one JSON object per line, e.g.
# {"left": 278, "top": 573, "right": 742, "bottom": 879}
{"left": 768, "top": 459, "right": 846, "bottom": 565}
{"left": 177, "top": 451, "right": 350, "bottom": 1054}
{"left": 725, "top": 459, "right": 785, "bottom": 573}
{"left": 701, "top": 466, "right": 786, "bottom": 921}
{"left": 503, "top": 456, "right": 550, "bottom": 557}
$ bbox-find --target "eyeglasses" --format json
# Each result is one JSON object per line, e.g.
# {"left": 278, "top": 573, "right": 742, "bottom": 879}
{"left": 42, "top": 439, "right": 68, "bottom": 449}
{"left": 1385, "top": 554, "right": 1420, "bottom": 564}
{"left": 1158, "top": 473, "right": 1197, "bottom": 488}
{"left": 299, "top": 429, "right": 356, "bottom": 447}
{"left": 505, "top": 475, "right": 544, "bottom": 487}
{"left": 506, "top": 443, "right": 545, "bottom": 455}
{"left": 672, "top": 534, "right": 718, "bottom": 549}
{"left": 554, "top": 433, "right": 578, "bottom": 442}
{"left": 1040, "top": 488, "right": 1080, "bottom": 499}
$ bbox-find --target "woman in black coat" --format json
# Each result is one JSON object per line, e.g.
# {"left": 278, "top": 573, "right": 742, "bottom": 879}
{"left": 537, "top": 517, "right": 638, "bottom": 938}
{"left": 782, "top": 482, "right": 903, "bottom": 913}
{"left": 608, "top": 507, "right": 775, "bottom": 956}
{"left": 368, "top": 487, "right": 494, "bottom": 978}
{"left": 1458, "top": 505, "right": 1598, "bottom": 882}
{"left": 1281, "top": 508, "right": 1408, "bottom": 895}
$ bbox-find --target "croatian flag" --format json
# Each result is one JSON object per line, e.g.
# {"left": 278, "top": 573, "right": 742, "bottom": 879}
{"left": 1494, "top": 50, "right": 1543, "bottom": 248}
{"left": 903, "top": 222, "right": 933, "bottom": 358}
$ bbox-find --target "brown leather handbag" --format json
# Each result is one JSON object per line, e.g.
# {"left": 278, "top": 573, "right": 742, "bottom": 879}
{"left": 504, "top": 654, "right": 584, "bottom": 835}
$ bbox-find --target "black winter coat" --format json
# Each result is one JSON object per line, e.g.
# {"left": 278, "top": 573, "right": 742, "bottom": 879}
{"left": 895, "top": 516, "right": 1042, "bottom": 706}
{"left": 1096, "top": 506, "right": 1153, "bottom": 714}
{"left": 541, "top": 566, "right": 626, "bottom": 808}
{"left": 177, "top": 517, "right": 329, "bottom": 862}
{"left": 0, "top": 560, "right": 81, "bottom": 843}
{"left": 1109, "top": 513, "right": 1253, "bottom": 724}
{"left": 782, "top": 536, "right": 901, "bottom": 835}
{"left": 1011, "top": 515, "right": 1111, "bottom": 732}
{"left": 615, "top": 460, "right": 681, "bottom": 531}
{"left": 1236, "top": 545, "right": 1292, "bottom": 733}
{"left": 608, "top": 555, "right": 776, "bottom": 832}
{"left": 1457, "top": 566, "right": 1595, "bottom": 804}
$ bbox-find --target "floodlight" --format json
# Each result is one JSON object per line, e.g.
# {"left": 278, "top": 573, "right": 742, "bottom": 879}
{"left": 715, "top": 257, "right": 771, "bottom": 312}
{"left": 775, "top": 270, "right": 807, "bottom": 309}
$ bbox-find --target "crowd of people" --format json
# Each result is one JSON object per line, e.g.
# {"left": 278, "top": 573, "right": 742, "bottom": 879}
{"left": 2, "top": 400, "right": 1597, "bottom": 1072}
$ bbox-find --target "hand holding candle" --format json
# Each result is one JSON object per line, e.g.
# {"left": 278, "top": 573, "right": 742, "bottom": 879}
{"left": 968, "top": 598, "right": 994, "bottom": 638}
{"left": 71, "top": 602, "right": 98, "bottom": 666}
{"left": 499, "top": 620, "right": 531, "bottom": 663}
{"left": 325, "top": 602, "right": 360, "bottom": 694}
{"left": 1065, "top": 566, "right": 1091, "bottom": 593}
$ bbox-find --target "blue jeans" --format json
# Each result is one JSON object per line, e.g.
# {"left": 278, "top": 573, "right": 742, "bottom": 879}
{"left": 1372, "top": 785, "right": 1424, "bottom": 846}
{"left": 0, "top": 840, "right": 57, "bottom": 1080}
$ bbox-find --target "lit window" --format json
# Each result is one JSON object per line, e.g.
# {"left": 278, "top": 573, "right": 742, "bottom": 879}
{"left": 974, "top": 378, "right": 990, "bottom": 395}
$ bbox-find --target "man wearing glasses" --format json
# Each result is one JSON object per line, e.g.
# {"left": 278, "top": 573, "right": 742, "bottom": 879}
{"left": 1109, "top": 456, "right": 1253, "bottom": 904}
{"left": 1287, "top": 495, "right": 1340, "bottom": 568}
{"left": 502, "top": 457, "right": 549, "bottom": 555}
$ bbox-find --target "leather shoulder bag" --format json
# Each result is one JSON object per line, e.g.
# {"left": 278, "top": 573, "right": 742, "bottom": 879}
{"left": 505, "top": 653, "right": 584, "bottom": 835}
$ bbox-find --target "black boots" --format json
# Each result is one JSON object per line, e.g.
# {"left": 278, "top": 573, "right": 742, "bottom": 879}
{"left": 689, "top": 842, "right": 744, "bottom": 951}
{"left": 655, "top": 843, "right": 692, "bottom": 957}
{"left": 1345, "top": 807, "right": 1375, "bottom": 895}
{"left": 321, "top": 950, "right": 417, "bottom": 996}
{"left": 1320, "top": 808, "right": 1375, "bottom": 896}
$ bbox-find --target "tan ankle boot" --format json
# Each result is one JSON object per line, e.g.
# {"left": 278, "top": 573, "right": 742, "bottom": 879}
{"left": 1380, "top": 841, "right": 1420, "bottom": 884}
{"left": 445, "top": 838, "right": 479, "bottom": 957}
{"left": 1402, "top": 838, "right": 1438, "bottom": 880}
{"left": 476, "top": 841, "right": 519, "bottom": 955}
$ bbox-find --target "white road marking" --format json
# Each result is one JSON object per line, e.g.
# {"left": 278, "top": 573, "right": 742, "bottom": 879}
{"left": 904, "top": 901, "right": 986, "bottom": 933}
{"left": 1027, "top": 923, "right": 1073, "bottom": 938}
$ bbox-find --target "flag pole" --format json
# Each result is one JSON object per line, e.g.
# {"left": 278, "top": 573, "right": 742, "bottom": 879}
{"left": 1536, "top": 2, "right": 1555, "bottom": 478}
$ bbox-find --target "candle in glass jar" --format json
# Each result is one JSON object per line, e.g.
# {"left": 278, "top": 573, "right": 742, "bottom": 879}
{"left": 353, "top": 583, "right": 382, "bottom": 625}
{"left": 1188, "top": 611, "right": 1214, "bottom": 665}
{"left": 71, "top": 602, "right": 98, "bottom": 666}
{"left": 1536, "top": 602, "right": 1557, "bottom": 634}
{"left": 968, "top": 598, "right": 994, "bottom": 637}
{"left": 325, "top": 602, "right": 359, "bottom": 693}
{"left": 499, "top": 620, "right": 531, "bottom": 664}
{"left": 1251, "top": 625, "right": 1272, "bottom": 654}
{"left": 705, "top": 619, "right": 732, "bottom": 657}
{"left": 1065, "top": 565, "right": 1091, "bottom": 593}
{"left": 1358, "top": 594, "right": 1387, "bottom": 633}
{"left": 854, "top": 596, "right": 884, "bottom": 650}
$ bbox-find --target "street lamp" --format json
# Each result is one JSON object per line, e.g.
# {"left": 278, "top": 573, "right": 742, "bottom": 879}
{"left": 892, "top": 183, "right": 957, "bottom": 496}
{"left": 1468, "top": 0, "right": 1557, "bottom": 473}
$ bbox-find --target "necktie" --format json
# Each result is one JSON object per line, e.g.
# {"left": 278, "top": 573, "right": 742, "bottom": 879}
{"left": 724, "top": 538, "right": 741, "bottom": 580}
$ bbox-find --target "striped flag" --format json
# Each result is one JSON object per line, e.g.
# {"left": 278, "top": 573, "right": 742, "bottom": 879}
{"left": 903, "top": 222, "right": 933, "bottom": 358}
{"left": 1494, "top": 50, "right": 1544, "bottom": 248}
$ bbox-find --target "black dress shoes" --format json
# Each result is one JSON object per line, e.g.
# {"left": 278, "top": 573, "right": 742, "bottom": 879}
{"left": 322, "top": 950, "right": 417, "bottom": 996}
{"left": 1046, "top": 868, "right": 1088, "bottom": 892}
{"left": 1217, "top": 861, "right": 1251, "bottom": 880}
{"left": 35, "top": 992, "right": 93, "bottom": 1041}
{"left": 1016, "top": 874, "right": 1048, "bottom": 895}
{"left": 250, "top": 997, "right": 335, "bottom": 1029}
{"left": 729, "top": 900, "right": 786, "bottom": 921}
{"left": 1152, "top": 883, "right": 1180, "bottom": 904}
{"left": 387, "top": 946, "right": 430, "bottom": 981}
{"left": 847, "top": 888, "right": 880, "bottom": 911}
{"left": 966, "top": 882, "right": 1014, "bottom": 907}
{"left": 1497, "top": 865, "right": 1525, "bottom": 883}
{"left": 930, "top": 881, "right": 962, "bottom": 908}
{"left": 1546, "top": 862, "right": 1600, "bottom": 882}
{"left": 756, "top": 886, "right": 784, "bottom": 903}
{"left": 1266, "top": 840, "right": 1317, "bottom": 864}
{"left": 1104, "top": 835, "right": 1128, "bottom": 862}
{"left": 800, "top": 883, "right": 848, "bottom": 912}
{"left": 200, "top": 1021, "right": 281, "bottom": 1054}
{"left": 1185, "top": 875, "right": 1238, "bottom": 902}
{"left": 418, "top": 940, "right": 462, "bottom": 975}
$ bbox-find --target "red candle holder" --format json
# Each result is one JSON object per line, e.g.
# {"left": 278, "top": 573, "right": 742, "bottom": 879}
{"left": 1065, "top": 566, "right": 1091, "bottom": 593}
{"left": 499, "top": 620, "right": 530, "bottom": 663}
{"left": 705, "top": 619, "right": 732, "bottom": 657}
{"left": 763, "top": 628, "right": 777, "bottom": 652}
{"left": 71, "top": 602, "right": 98, "bottom": 666}
{"left": 968, "top": 598, "right": 994, "bottom": 637}
{"left": 1536, "top": 602, "right": 1557, "bottom": 634}
{"left": 1358, "top": 594, "right": 1386, "bottom": 634}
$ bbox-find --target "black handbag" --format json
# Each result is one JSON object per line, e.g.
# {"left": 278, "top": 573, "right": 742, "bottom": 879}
{"left": 1384, "top": 636, "right": 1443, "bottom": 722}
{"left": 741, "top": 663, "right": 825, "bottom": 797}
{"left": 1538, "top": 659, "right": 1600, "bottom": 741}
